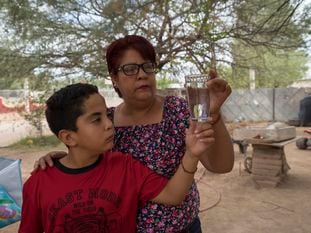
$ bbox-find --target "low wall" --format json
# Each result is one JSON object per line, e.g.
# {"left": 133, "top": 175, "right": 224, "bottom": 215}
{"left": 0, "top": 93, "right": 122, "bottom": 147}
{"left": 1, "top": 87, "right": 310, "bottom": 147}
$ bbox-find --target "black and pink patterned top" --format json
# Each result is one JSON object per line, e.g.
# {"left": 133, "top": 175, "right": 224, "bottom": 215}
{"left": 107, "top": 95, "right": 200, "bottom": 233}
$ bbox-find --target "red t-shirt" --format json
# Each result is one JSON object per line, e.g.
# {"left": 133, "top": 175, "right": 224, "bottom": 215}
{"left": 19, "top": 151, "right": 168, "bottom": 233}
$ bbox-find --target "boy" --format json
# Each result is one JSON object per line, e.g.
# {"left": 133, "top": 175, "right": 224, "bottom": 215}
{"left": 19, "top": 83, "right": 214, "bottom": 233}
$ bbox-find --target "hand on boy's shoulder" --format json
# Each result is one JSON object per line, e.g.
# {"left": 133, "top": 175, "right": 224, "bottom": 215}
{"left": 30, "top": 163, "right": 55, "bottom": 175}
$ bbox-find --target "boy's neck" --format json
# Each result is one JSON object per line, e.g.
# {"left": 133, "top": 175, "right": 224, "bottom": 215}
{"left": 59, "top": 151, "right": 102, "bottom": 169}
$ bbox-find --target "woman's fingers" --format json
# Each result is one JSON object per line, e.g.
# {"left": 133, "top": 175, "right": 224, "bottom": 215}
{"left": 188, "top": 120, "right": 196, "bottom": 134}
{"left": 33, "top": 151, "right": 67, "bottom": 171}
{"left": 33, "top": 160, "right": 40, "bottom": 170}
{"left": 192, "top": 121, "right": 215, "bottom": 142}
{"left": 196, "top": 128, "right": 214, "bottom": 141}
{"left": 33, "top": 157, "right": 49, "bottom": 170}
{"left": 198, "top": 137, "right": 215, "bottom": 143}
{"left": 226, "top": 82, "right": 232, "bottom": 95}
{"left": 189, "top": 120, "right": 215, "bottom": 139}
{"left": 194, "top": 119, "right": 213, "bottom": 133}
{"left": 209, "top": 69, "right": 217, "bottom": 79}
{"left": 38, "top": 156, "right": 53, "bottom": 169}
{"left": 207, "top": 78, "right": 227, "bottom": 91}
{"left": 186, "top": 120, "right": 215, "bottom": 156}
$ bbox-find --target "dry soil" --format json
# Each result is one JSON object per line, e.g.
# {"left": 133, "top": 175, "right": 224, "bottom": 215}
{"left": 1, "top": 126, "right": 310, "bottom": 233}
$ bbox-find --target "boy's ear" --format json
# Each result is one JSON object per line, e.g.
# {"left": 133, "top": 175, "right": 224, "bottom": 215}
{"left": 58, "top": 129, "right": 77, "bottom": 147}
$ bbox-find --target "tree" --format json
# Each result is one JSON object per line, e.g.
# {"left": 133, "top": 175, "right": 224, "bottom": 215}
{"left": 229, "top": 0, "right": 310, "bottom": 88}
{"left": 227, "top": 47, "right": 308, "bottom": 88}
{"left": 0, "top": 46, "right": 44, "bottom": 88}
{"left": 0, "top": 0, "right": 309, "bottom": 87}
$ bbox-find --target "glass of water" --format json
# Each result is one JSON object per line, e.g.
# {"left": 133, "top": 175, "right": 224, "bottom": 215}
{"left": 185, "top": 74, "right": 210, "bottom": 122}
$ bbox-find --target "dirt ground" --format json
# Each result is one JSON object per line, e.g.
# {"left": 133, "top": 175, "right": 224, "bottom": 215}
{"left": 1, "top": 126, "right": 310, "bottom": 233}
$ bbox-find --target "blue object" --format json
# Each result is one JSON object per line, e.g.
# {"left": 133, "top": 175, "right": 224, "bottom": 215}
{"left": 0, "top": 185, "right": 21, "bottom": 228}
{"left": 0, "top": 157, "right": 22, "bottom": 228}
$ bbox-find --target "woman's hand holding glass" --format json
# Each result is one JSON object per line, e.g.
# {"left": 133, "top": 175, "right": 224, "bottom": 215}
{"left": 185, "top": 119, "right": 215, "bottom": 158}
{"left": 207, "top": 78, "right": 231, "bottom": 123}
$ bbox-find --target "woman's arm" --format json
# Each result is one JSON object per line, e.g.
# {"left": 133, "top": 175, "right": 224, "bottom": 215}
{"left": 151, "top": 121, "right": 215, "bottom": 205}
{"left": 199, "top": 116, "right": 234, "bottom": 173}
{"left": 196, "top": 77, "right": 234, "bottom": 173}
{"left": 151, "top": 151, "right": 199, "bottom": 205}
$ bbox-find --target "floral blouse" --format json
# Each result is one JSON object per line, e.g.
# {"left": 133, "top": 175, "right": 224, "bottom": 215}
{"left": 107, "top": 96, "right": 200, "bottom": 233}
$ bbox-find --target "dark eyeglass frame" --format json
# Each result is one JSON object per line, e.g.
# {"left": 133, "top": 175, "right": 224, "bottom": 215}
{"left": 117, "top": 62, "right": 157, "bottom": 76}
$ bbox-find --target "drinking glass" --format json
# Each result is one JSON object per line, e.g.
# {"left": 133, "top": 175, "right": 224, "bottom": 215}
{"left": 185, "top": 74, "right": 210, "bottom": 122}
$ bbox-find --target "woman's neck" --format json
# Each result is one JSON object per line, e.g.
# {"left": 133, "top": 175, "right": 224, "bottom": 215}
{"left": 115, "top": 96, "right": 163, "bottom": 126}
{"left": 123, "top": 97, "right": 156, "bottom": 116}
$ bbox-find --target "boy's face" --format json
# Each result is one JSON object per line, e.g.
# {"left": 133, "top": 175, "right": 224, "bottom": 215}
{"left": 73, "top": 93, "right": 114, "bottom": 154}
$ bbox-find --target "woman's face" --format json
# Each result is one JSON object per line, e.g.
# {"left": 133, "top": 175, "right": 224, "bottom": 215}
{"left": 112, "top": 49, "right": 157, "bottom": 103}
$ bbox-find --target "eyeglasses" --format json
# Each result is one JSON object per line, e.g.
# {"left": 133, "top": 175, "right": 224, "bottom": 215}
{"left": 117, "top": 62, "right": 156, "bottom": 76}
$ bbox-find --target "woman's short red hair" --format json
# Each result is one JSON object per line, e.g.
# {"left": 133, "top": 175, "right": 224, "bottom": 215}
{"left": 105, "top": 35, "right": 156, "bottom": 75}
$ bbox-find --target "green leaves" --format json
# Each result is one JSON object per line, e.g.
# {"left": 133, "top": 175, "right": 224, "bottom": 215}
{"left": 0, "top": 0, "right": 309, "bottom": 89}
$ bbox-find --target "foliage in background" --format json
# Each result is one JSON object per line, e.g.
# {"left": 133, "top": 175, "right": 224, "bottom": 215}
{"left": 9, "top": 135, "right": 61, "bottom": 149}
{"left": 227, "top": 0, "right": 310, "bottom": 88}
{"left": 228, "top": 47, "right": 309, "bottom": 88}
{"left": 0, "top": 0, "right": 309, "bottom": 89}
{"left": 156, "top": 72, "right": 181, "bottom": 89}
{"left": 20, "top": 84, "right": 53, "bottom": 136}
{"left": 0, "top": 47, "right": 42, "bottom": 89}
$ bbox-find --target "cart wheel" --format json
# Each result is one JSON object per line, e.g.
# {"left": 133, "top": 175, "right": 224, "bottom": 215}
{"left": 238, "top": 143, "right": 244, "bottom": 153}
{"left": 244, "top": 156, "right": 252, "bottom": 174}
{"left": 238, "top": 142, "right": 249, "bottom": 154}
{"left": 296, "top": 138, "right": 308, "bottom": 150}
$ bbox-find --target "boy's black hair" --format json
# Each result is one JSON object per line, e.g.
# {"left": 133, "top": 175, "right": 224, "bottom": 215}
{"left": 45, "top": 83, "right": 99, "bottom": 136}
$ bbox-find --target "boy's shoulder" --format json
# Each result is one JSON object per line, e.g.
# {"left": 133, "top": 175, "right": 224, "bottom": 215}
{"left": 105, "top": 151, "right": 135, "bottom": 164}
{"left": 28, "top": 164, "right": 57, "bottom": 177}
{"left": 23, "top": 165, "right": 58, "bottom": 191}
{"left": 104, "top": 151, "right": 147, "bottom": 171}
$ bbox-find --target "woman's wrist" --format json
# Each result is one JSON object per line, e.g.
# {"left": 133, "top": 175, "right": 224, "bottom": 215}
{"left": 181, "top": 159, "right": 197, "bottom": 174}
{"left": 211, "top": 112, "right": 221, "bottom": 125}
{"left": 181, "top": 152, "right": 199, "bottom": 174}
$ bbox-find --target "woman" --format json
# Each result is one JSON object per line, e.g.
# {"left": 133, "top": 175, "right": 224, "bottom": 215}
{"left": 36, "top": 35, "right": 234, "bottom": 232}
